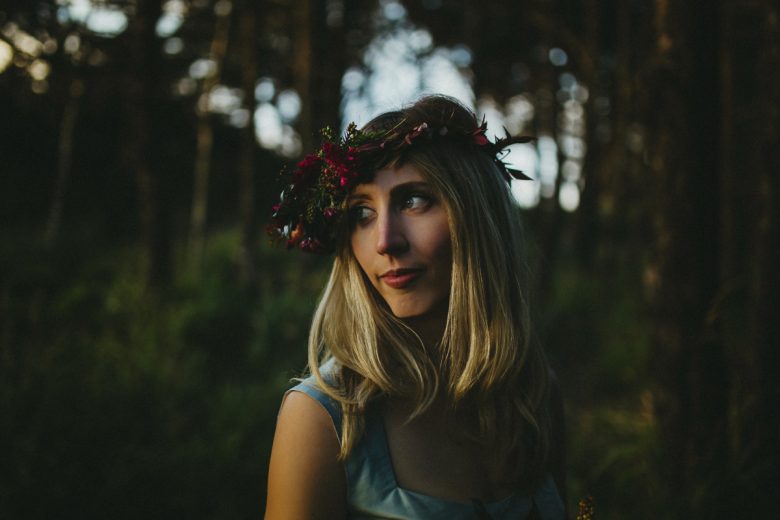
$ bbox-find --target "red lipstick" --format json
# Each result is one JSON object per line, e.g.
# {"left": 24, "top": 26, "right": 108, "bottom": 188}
{"left": 379, "top": 268, "right": 424, "bottom": 289}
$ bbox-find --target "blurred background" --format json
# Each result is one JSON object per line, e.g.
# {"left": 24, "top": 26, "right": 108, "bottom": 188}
{"left": 1, "top": 0, "right": 778, "bottom": 518}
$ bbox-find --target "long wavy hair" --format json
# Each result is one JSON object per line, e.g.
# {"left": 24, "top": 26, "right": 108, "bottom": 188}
{"left": 307, "top": 95, "right": 552, "bottom": 489}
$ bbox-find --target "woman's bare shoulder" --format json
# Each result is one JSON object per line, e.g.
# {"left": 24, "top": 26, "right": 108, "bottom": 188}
{"left": 265, "top": 391, "right": 346, "bottom": 520}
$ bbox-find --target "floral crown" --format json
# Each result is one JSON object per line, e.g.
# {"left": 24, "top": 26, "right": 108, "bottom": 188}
{"left": 268, "top": 118, "right": 533, "bottom": 254}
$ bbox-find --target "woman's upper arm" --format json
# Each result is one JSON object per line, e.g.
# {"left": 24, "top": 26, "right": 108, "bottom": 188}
{"left": 265, "top": 391, "right": 347, "bottom": 520}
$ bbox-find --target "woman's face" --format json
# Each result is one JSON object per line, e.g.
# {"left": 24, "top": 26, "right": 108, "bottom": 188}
{"left": 348, "top": 164, "right": 452, "bottom": 319}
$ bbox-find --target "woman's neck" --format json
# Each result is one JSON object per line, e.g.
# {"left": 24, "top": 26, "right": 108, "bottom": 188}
{"left": 401, "top": 298, "right": 448, "bottom": 351}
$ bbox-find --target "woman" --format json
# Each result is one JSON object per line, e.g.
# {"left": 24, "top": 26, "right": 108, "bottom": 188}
{"left": 265, "top": 96, "right": 566, "bottom": 519}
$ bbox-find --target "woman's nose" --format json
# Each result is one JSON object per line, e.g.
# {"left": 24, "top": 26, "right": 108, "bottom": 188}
{"left": 376, "top": 210, "right": 408, "bottom": 255}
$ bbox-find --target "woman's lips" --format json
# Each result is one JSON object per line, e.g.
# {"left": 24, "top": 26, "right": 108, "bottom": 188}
{"left": 379, "top": 268, "right": 424, "bottom": 289}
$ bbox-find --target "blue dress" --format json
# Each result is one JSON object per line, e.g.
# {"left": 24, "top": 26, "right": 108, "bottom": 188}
{"left": 289, "top": 374, "right": 565, "bottom": 519}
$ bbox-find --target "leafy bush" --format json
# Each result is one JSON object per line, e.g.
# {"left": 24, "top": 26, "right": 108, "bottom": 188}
{"left": 0, "top": 228, "right": 328, "bottom": 519}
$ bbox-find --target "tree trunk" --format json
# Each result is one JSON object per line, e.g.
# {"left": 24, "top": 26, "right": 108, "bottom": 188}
{"left": 310, "top": 0, "right": 341, "bottom": 131}
{"left": 238, "top": 0, "right": 258, "bottom": 288}
{"left": 573, "top": 0, "right": 602, "bottom": 270}
{"left": 189, "top": 0, "right": 233, "bottom": 273}
{"left": 125, "top": 0, "right": 168, "bottom": 287}
{"left": 292, "top": 0, "right": 313, "bottom": 150}
{"left": 718, "top": 1, "right": 780, "bottom": 516}
{"left": 646, "top": 0, "right": 725, "bottom": 516}
{"left": 44, "top": 77, "right": 84, "bottom": 246}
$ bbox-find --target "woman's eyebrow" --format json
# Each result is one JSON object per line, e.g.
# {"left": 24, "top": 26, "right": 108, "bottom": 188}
{"left": 346, "top": 192, "right": 371, "bottom": 204}
{"left": 389, "top": 181, "right": 431, "bottom": 196}
{"left": 348, "top": 181, "right": 432, "bottom": 204}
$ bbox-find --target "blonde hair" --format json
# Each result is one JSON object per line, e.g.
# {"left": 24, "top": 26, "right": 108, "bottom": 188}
{"left": 307, "top": 96, "right": 551, "bottom": 488}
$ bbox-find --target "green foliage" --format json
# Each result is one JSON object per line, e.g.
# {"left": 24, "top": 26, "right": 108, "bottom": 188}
{"left": 0, "top": 228, "right": 329, "bottom": 519}
{"left": 541, "top": 254, "right": 664, "bottom": 518}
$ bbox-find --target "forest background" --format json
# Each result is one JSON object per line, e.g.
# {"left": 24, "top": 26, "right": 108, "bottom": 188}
{"left": 1, "top": 1, "right": 778, "bottom": 519}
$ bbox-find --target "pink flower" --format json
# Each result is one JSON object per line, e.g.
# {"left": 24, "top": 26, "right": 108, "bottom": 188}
{"left": 404, "top": 123, "right": 429, "bottom": 145}
{"left": 473, "top": 134, "right": 489, "bottom": 145}
{"left": 472, "top": 122, "right": 490, "bottom": 146}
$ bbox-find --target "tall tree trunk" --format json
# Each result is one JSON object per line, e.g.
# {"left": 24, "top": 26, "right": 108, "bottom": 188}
{"left": 189, "top": 0, "right": 233, "bottom": 273}
{"left": 44, "top": 77, "right": 84, "bottom": 246}
{"left": 292, "top": 0, "right": 313, "bottom": 150}
{"left": 126, "top": 0, "right": 168, "bottom": 287}
{"left": 310, "top": 0, "right": 347, "bottom": 131}
{"left": 647, "top": 0, "right": 725, "bottom": 516}
{"left": 238, "top": 0, "right": 258, "bottom": 288}
{"left": 752, "top": 2, "right": 780, "bottom": 512}
{"left": 573, "top": 0, "right": 602, "bottom": 270}
{"left": 719, "top": 1, "right": 780, "bottom": 516}
{"left": 532, "top": 0, "right": 564, "bottom": 308}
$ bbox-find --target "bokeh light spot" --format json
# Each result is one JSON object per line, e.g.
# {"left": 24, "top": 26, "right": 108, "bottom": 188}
{"left": 408, "top": 30, "right": 433, "bottom": 52}
{"left": 277, "top": 89, "right": 302, "bottom": 123}
{"left": 538, "top": 135, "right": 559, "bottom": 198}
{"left": 163, "top": 37, "right": 184, "bottom": 55}
{"left": 28, "top": 59, "right": 50, "bottom": 80}
{"left": 559, "top": 180, "right": 580, "bottom": 212}
{"left": 382, "top": 1, "right": 406, "bottom": 21}
{"left": 342, "top": 68, "right": 365, "bottom": 91}
{"left": 230, "top": 108, "right": 250, "bottom": 128}
{"left": 449, "top": 45, "right": 472, "bottom": 67}
{"left": 13, "top": 30, "right": 43, "bottom": 57}
{"left": 86, "top": 8, "right": 128, "bottom": 36}
{"left": 208, "top": 85, "right": 243, "bottom": 114}
{"left": 549, "top": 47, "right": 568, "bottom": 66}
{"left": 156, "top": 13, "right": 183, "bottom": 37}
{"left": 189, "top": 58, "right": 216, "bottom": 79}
{"left": 255, "top": 77, "right": 275, "bottom": 102}
{"left": 255, "top": 102, "right": 283, "bottom": 149}
{"left": 64, "top": 33, "right": 80, "bottom": 54}
{"left": 0, "top": 40, "right": 13, "bottom": 73}
{"left": 31, "top": 78, "right": 48, "bottom": 94}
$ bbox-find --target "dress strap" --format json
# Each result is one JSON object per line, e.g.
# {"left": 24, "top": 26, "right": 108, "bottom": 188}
{"left": 530, "top": 474, "right": 566, "bottom": 519}
{"left": 287, "top": 373, "right": 343, "bottom": 439}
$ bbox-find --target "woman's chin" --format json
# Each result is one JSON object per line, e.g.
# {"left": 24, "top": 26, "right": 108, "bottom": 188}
{"left": 389, "top": 305, "right": 424, "bottom": 319}
{"left": 390, "top": 297, "right": 449, "bottom": 322}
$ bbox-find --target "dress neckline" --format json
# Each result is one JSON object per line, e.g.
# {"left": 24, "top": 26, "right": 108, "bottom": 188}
{"left": 370, "top": 406, "right": 522, "bottom": 508}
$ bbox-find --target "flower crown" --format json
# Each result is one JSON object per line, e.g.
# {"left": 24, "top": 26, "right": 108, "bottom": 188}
{"left": 268, "top": 118, "right": 533, "bottom": 254}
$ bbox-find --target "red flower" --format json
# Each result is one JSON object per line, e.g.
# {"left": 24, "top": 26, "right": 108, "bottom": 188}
{"left": 297, "top": 154, "right": 319, "bottom": 170}
{"left": 300, "top": 237, "right": 324, "bottom": 252}
{"left": 472, "top": 121, "right": 490, "bottom": 146}
{"left": 293, "top": 154, "right": 321, "bottom": 189}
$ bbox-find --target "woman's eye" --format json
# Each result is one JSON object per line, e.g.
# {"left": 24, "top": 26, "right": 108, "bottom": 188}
{"left": 349, "top": 205, "right": 373, "bottom": 224}
{"left": 402, "top": 194, "right": 431, "bottom": 211}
